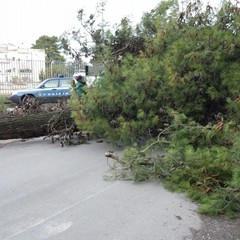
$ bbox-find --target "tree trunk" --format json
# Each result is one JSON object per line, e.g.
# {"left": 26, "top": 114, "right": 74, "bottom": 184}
{"left": 0, "top": 110, "right": 72, "bottom": 140}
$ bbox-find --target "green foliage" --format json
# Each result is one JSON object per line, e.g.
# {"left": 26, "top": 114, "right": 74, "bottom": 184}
{"left": 110, "top": 114, "right": 240, "bottom": 216}
{"left": 72, "top": 0, "right": 240, "bottom": 143}
{"left": 197, "top": 188, "right": 240, "bottom": 218}
{"left": 0, "top": 97, "right": 7, "bottom": 113}
{"left": 69, "top": 0, "right": 240, "bottom": 216}
{"left": 71, "top": 56, "right": 170, "bottom": 144}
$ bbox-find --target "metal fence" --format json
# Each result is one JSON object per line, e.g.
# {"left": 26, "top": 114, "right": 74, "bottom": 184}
{"left": 0, "top": 59, "right": 84, "bottom": 96}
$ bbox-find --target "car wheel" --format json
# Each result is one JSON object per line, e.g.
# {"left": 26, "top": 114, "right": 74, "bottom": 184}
{"left": 22, "top": 95, "right": 35, "bottom": 105}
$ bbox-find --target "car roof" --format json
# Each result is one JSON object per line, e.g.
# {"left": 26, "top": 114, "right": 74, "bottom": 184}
{"left": 40, "top": 76, "right": 72, "bottom": 83}
{"left": 35, "top": 76, "right": 72, "bottom": 88}
{"left": 44, "top": 76, "right": 72, "bottom": 80}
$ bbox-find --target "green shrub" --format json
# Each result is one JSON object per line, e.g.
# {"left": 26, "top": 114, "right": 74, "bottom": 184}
{"left": 0, "top": 97, "right": 7, "bottom": 113}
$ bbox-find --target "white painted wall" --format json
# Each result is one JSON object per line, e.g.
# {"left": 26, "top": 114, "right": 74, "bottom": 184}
{"left": 0, "top": 43, "right": 45, "bottom": 83}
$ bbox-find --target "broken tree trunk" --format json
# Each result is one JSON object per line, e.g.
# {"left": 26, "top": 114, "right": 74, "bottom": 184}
{"left": 0, "top": 109, "right": 72, "bottom": 140}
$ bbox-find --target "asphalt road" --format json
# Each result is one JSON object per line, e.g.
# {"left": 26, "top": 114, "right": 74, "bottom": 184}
{"left": 0, "top": 138, "right": 239, "bottom": 240}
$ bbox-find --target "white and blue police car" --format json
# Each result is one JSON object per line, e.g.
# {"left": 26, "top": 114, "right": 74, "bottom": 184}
{"left": 10, "top": 75, "right": 73, "bottom": 104}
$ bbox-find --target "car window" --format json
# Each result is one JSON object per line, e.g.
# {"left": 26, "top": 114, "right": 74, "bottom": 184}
{"left": 60, "top": 78, "right": 72, "bottom": 87}
{"left": 43, "top": 79, "right": 59, "bottom": 88}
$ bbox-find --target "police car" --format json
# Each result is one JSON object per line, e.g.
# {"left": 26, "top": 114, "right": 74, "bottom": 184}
{"left": 10, "top": 75, "right": 73, "bottom": 104}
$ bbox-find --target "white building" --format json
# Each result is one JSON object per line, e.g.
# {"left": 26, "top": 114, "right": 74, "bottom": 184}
{"left": 0, "top": 43, "right": 45, "bottom": 84}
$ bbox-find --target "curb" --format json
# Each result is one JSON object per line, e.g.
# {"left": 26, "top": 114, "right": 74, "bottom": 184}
{"left": 0, "top": 139, "right": 21, "bottom": 148}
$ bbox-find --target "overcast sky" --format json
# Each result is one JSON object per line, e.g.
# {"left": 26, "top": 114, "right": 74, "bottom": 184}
{"left": 1, "top": 0, "right": 163, "bottom": 48}
{"left": 1, "top": 0, "right": 224, "bottom": 49}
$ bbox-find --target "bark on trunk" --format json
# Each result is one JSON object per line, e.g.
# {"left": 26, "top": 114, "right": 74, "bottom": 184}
{"left": 0, "top": 110, "right": 71, "bottom": 140}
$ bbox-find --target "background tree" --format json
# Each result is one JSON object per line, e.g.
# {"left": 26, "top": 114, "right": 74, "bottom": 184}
{"left": 32, "top": 35, "right": 65, "bottom": 63}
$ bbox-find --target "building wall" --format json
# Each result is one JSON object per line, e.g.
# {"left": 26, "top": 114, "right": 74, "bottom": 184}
{"left": 0, "top": 43, "right": 45, "bottom": 84}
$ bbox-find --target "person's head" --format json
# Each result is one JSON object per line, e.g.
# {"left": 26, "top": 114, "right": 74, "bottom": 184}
{"left": 77, "top": 75, "right": 83, "bottom": 82}
{"left": 73, "top": 74, "right": 83, "bottom": 82}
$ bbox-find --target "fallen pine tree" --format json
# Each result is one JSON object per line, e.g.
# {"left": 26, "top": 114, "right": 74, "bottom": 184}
{"left": 0, "top": 102, "right": 73, "bottom": 141}
{"left": 0, "top": 111, "right": 58, "bottom": 140}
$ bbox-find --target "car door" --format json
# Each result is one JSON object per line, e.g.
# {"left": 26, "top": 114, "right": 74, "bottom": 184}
{"left": 37, "top": 78, "right": 60, "bottom": 103}
{"left": 58, "top": 78, "right": 72, "bottom": 101}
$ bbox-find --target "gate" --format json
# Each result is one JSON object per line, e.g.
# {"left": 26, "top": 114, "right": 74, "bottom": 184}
{"left": 0, "top": 59, "right": 83, "bottom": 96}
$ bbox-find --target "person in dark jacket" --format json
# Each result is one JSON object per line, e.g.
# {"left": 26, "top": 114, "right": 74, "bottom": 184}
{"left": 73, "top": 74, "right": 87, "bottom": 96}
